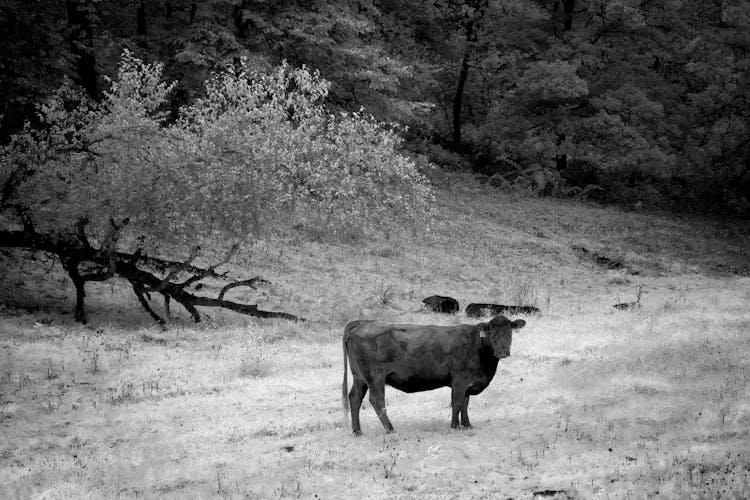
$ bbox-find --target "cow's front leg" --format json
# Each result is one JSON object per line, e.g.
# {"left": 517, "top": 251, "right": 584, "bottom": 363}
{"left": 460, "top": 395, "right": 471, "bottom": 428}
{"left": 450, "top": 385, "right": 468, "bottom": 429}
{"left": 368, "top": 376, "right": 394, "bottom": 433}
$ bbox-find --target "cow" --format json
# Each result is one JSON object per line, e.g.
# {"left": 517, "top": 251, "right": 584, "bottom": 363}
{"left": 422, "top": 295, "right": 460, "bottom": 314}
{"left": 465, "top": 303, "right": 540, "bottom": 318}
{"left": 341, "top": 315, "right": 526, "bottom": 435}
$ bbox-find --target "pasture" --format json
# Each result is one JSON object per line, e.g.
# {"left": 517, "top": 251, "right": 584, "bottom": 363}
{"left": 2, "top": 174, "right": 749, "bottom": 498}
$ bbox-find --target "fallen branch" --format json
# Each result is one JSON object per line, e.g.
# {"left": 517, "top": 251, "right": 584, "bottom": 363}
{"left": 0, "top": 229, "right": 305, "bottom": 325}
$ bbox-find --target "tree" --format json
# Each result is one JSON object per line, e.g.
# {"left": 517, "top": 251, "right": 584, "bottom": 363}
{"left": 66, "top": 0, "right": 98, "bottom": 99}
{"left": 451, "top": 0, "right": 489, "bottom": 149}
{"left": 676, "top": 0, "right": 750, "bottom": 214}
{"left": 2, "top": 0, "right": 748, "bottom": 217}
{"left": 0, "top": 52, "right": 433, "bottom": 324}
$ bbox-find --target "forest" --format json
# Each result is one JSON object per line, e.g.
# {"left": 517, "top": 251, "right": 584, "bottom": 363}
{"left": 2, "top": 0, "right": 749, "bottom": 216}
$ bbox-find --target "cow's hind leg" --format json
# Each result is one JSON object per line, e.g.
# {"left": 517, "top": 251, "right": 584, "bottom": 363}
{"left": 368, "top": 376, "right": 394, "bottom": 433}
{"left": 349, "top": 378, "right": 368, "bottom": 436}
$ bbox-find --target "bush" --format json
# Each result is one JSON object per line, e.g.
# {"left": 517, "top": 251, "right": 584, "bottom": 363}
{"left": 1, "top": 51, "right": 434, "bottom": 256}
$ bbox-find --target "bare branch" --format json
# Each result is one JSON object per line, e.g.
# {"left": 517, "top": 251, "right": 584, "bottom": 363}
{"left": 174, "top": 241, "right": 241, "bottom": 290}
{"left": 0, "top": 229, "right": 304, "bottom": 324}
{"left": 217, "top": 277, "right": 270, "bottom": 301}
{"left": 130, "top": 279, "right": 166, "bottom": 327}
{"left": 153, "top": 245, "right": 201, "bottom": 292}
{"left": 76, "top": 218, "right": 91, "bottom": 250}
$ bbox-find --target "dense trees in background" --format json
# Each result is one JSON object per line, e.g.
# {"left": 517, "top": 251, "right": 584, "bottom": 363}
{"left": 1, "top": 0, "right": 749, "bottom": 216}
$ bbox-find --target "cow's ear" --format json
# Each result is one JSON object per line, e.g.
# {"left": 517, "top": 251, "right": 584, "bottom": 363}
{"left": 511, "top": 319, "right": 526, "bottom": 330}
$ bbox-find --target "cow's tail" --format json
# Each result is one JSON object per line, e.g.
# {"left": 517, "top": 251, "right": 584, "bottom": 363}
{"left": 342, "top": 334, "right": 350, "bottom": 413}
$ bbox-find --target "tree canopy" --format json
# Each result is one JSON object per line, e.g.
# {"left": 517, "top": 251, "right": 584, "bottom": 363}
{"left": 1, "top": 52, "right": 433, "bottom": 324}
{"left": 2, "top": 0, "right": 748, "bottom": 214}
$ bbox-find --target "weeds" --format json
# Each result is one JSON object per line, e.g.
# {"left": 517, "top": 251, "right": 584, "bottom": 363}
{"left": 0, "top": 355, "right": 13, "bottom": 388}
{"left": 42, "top": 357, "right": 57, "bottom": 381}
{"left": 378, "top": 438, "right": 399, "bottom": 479}
{"left": 17, "top": 372, "right": 32, "bottom": 391}
{"left": 84, "top": 349, "right": 100, "bottom": 375}
{"left": 43, "top": 392, "right": 63, "bottom": 413}
{"left": 513, "top": 279, "right": 538, "bottom": 306}
{"left": 331, "top": 302, "right": 365, "bottom": 329}
{"left": 370, "top": 245, "right": 402, "bottom": 258}
{"left": 373, "top": 282, "right": 396, "bottom": 308}
{"left": 238, "top": 341, "right": 270, "bottom": 379}
{"left": 606, "top": 269, "right": 631, "bottom": 285}
{"left": 275, "top": 476, "right": 302, "bottom": 499}
{"left": 106, "top": 380, "right": 135, "bottom": 405}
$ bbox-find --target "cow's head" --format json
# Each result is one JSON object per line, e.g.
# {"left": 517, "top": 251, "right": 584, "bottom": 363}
{"left": 481, "top": 315, "right": 526, "bottom": 358}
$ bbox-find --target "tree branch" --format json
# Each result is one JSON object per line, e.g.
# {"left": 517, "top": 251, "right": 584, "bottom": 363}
{"left": 130, "top": 278, "right": 167, "bottom": 327}
{"left": 0, "top": 229, "right": 304, "bottom": 324}
{"left": 217, "top": 277, "right": 270, "bottom": 301}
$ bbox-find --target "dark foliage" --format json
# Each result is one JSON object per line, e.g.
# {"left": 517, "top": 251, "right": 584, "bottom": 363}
{"left": 2, "top": 0, "right": 749, "bottom": 216}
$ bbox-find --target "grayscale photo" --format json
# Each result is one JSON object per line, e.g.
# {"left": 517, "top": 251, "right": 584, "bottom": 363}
{"left": 1, "top": 0, "right": 749, "bottom": 498}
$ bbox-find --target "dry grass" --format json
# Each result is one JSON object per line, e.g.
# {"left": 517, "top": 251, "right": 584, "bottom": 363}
{"left": 2, "top": 173, "right": 750, "bottom": 498}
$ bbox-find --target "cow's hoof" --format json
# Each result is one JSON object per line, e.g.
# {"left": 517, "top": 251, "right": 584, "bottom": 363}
{"left": 450, "top": 423, "right": 459, "bottom": 429}
{"left": 353, "top": 430, "right": 363, "bottom": 437}
{"left": 462, "top": 424, "right": 473, "bottom": 429}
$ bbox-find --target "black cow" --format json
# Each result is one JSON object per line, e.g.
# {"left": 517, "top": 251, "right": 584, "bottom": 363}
{"left": 465, "top": 303, "right": 540, "bottom": 318}
{"left": 422, "top": 295, "right": 459, "bottom": 314}
{"left": 341, "top": 315, "right": 526, "bottom": 434}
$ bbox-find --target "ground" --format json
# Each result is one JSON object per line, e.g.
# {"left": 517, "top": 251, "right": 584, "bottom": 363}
{"left": 1, "top": 172, "right": 749, "bottom": 499}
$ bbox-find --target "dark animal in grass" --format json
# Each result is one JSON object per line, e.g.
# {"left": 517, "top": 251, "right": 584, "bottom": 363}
{"left": 422, "top": 295, "right": 460, "bottom": 314}
{"left": 465, "top": 303, "right": 540, "bottom": 318}
{"left": 341, "top": 315, "right": 526, "bottom": 435}
{"left": 613, "top": 286, "right": 643, "bottom": 310}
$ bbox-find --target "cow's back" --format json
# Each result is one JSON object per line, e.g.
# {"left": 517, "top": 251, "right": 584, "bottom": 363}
{"left": 344, "top": 322, "right": 479, "bottom": 382}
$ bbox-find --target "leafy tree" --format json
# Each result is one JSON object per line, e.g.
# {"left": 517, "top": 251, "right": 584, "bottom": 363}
{"left": 0, "top": 52, "right": 433, "bottom": 324}
{"left": 676, "top": 0, "right": 750, "bottom": 214}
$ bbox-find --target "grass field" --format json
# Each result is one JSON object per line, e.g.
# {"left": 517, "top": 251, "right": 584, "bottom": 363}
{"left": 2, "top": 173, "right": 749, "bottom": 499}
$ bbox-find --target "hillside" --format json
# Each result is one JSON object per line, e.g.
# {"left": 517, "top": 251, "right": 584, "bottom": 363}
{"left": 1, "top": 174, "right": 749, "bottom": 498}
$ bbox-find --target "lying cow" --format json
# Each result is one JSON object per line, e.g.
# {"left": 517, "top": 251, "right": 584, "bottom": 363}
{"left": 465, "top": 303, "right": 540, "bottom": 318}
{"left": 342, "top": 315, "right": 526, "bottom": 434}
{"left": 422, "top": 295, "right": 460, "bottom": 314}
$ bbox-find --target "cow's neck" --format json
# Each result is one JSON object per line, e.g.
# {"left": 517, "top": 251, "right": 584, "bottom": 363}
{"left": 479, "top": 338, "right": 501, "bottom": 376}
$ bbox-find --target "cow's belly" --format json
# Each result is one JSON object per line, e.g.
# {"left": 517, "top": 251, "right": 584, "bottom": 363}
{"left": 385, "top": 373, "right": 450, "bottom": 393}
{"left": 466, "top": 381, "right": 490, "bottom": 395}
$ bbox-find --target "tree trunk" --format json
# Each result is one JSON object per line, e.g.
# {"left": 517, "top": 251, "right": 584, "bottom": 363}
{"left": 136, "top": 0, "right": 147, "bottom": 35}
{"left": 556, "top": 133, "right": 568, "bottom": 171}
{"left": 451, "top": 0, "right": 488, "bottom": 150}
{"left": 61, "top": 256, "right": 88, "bottom": 324}
{"left": 452, "top": 34, "right": 472, "bottom": 150}
{"left": 189, "top": 2, "right": 197, "bottom": 24}
{"left": 233, "top": 2, "right": 250, "bottom": 38}
{"left": 66, "top": 0, "right": 97, "bottom": 99}
{"left": 563, "top": 0, "right": 575, "bottom": 31}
